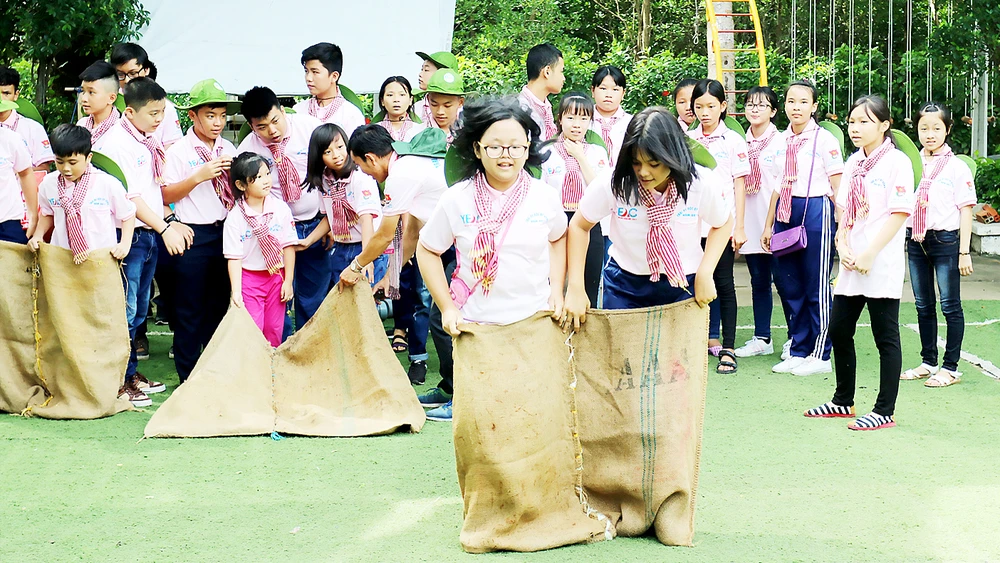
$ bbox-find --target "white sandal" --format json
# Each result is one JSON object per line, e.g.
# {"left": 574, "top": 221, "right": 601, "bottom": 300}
{"left": 900, "top": 363, "right": 938, "bottom": 380}
{"left": 925, "top": 369, "right": 961, "bottom": 388}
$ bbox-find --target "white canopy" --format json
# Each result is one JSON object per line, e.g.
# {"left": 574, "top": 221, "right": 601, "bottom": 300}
{"left": 136, "top": 0, "right": 456, "bottom": 95}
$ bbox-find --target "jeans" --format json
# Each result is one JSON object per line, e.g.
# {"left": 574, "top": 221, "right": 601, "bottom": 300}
{"left": 394, "top": 262, "right": 430, "bottom": 361}
{"left": 703, "top": 239, "right": 737, "bottom": 349}
{"left": 906, "top": 228, "right": 964, "bottom": 371}
{"left": 120, "top": 228, "right": 158, "bottom": 379}
{"left": 567, "top": 212, "right": 605, "bottom": 306}
{"left": 283, "top": 216, "right": 333, "bottom": 339}
{"left": 602, "top": 258, "right": 696, "bottom": 309}
{"left": 744, "top": 253, "right": 775, "bottom": 339}
{"left": 429, "top": 248, "right": 456, "bottom": 394}
{"left": 328, "top": 242, "right": 388, "bottom": 288}
{"left": 830, "top": 295, "right": 901, "bottom": 417}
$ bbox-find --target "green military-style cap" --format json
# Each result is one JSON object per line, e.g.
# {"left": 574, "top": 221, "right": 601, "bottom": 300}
{"left": 392, "top": 127, "right": 448, "bottom": 159}
{"left": 176, "top": 79, "right": 242, "bottom": 113}
{"left": 416, "top": 51, "right": 459, "bottom": 71}
{"left": 413, "top": 68, "right": 468, "bottom": 97}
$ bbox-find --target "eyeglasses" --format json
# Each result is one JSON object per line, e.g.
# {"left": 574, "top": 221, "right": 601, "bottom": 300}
{"left": 479, "top": 143, "right": 529, "bottom": 159}
{"left": 745, "top": 103, "right": 772, "bottom": 110}
{"left": 116, "top": 70, "right": 143, "bottom": 81}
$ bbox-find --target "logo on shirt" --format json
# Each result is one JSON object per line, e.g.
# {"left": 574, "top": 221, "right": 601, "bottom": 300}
{"left": 737, "top": 153, "right": 746, "bottom": 160}
{"left": 460, "top": 213, "right": 481, "bottom": 225}
{"left": 677, "top": 205, "right": 698, "bottom": 219}
{"left": 830, "top": 150, "right": 840, "bottom": 157}
{"left": 895, "top": 185, "right": 907, "bottom": 195}
{"left": 431, "top": 159, "right": 442, "bottom": 168}
{"left": 89, "top": 197, "right": 110, "bottom": 207}
{"left": 42, "top": 140, "right": 50, "bottom": 147}
{"left": 872, "top": 179, "right": 887, "bottom": 191}
{"left": 137, "top": 154, "right": 148, "bottom": 167}
{"left": 616, "top": 206, "right": 639, "bottom": 220}
{"left": 188, "top": 159, "right": 201, "bottom": 168}
{"left": 525, "top": 212, "right": 548, "bottom": 224}
{"left": 384, "top": 194, "right": 392, "bottom": 203}
{"left": 362, "top": 190, "right": 371, "bottom": 198}
{"left": 967, "top": 181, "right": 974, "bottom": 188}
{"left": 0, "top": 156, "right": 10, "bottom": 167}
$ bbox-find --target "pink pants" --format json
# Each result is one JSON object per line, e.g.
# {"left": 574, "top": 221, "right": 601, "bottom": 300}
{"left": 242, "top": 269, "right": 284, "bottom": 347}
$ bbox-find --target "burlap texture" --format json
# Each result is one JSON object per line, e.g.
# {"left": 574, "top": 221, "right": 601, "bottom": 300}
{"left": 0, "top": 242, "right": 131, "bottom": 419}
{"left": 144, "top": 284, "right": 425, "bottom": 438}
{"left": 452, "top": 299, "right": 708, "bottom": 551}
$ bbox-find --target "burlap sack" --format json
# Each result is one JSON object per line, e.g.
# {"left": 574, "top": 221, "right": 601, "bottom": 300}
{"left": 0, "top": 242, "right": 131, "bottom": 419}
{"left": 144, "top": 284, "right": 425, "bottom": 438}
{"left": 452, "top": 315, "right": 613, "bottom": 554}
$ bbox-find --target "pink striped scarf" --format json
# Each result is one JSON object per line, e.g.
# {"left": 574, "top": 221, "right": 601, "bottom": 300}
{"left": 844, "top": 138, "right": 894, "bottom": 228}
{"left": 638, "top": 179, "right": 687, "bottom": 287}
{"left": 57, "top": 165, "right": 95, "bottom": 263}
{"left": 911, "top": 145, "right": 954, "bottom": 242}
{"left": 321, "top": 169, "right": 359, "bottom": 242}
{"left": 520, "top": 86, "right": 557, "bottom": 140}
{"left": 469, "top": 170, "right": 531, "bottom": 296}
{"left": 193, "top": 140, "right": 234, "bottom": 210}
{"left": 306, "top": 95, "right": 345, "bottom": 123}
{"left": 84, "top": 108, "right": 121, "bottom": 145}
{"left": 121, "top": 116, "right": 166, "bottom": 185}
{"left": 379, "top": 117, "right": 413, "bottom": 142}
{"left": 776, "top": 127, "right": 813, "bottom": 223}
{"left": 554, "top": 137, "right": 587, "bottom": 210}
{"left": 594, "top": 109, "right": 623, "bottom": 166}
{"left": 745, "top": 127, "right": 777, "bottom": 195}
{"left": 265, "top": 135, "right": 303, "bottom": 203}
{"left": 240, "top": 199, "right": 284, "bottom": 274}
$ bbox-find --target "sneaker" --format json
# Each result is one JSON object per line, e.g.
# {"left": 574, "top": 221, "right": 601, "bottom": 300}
{"left": 848, "top": 412, "right": 896, "bottom": 431}
{"left": 118, "top": 380, "right": 152, "bottom": 408}
{"left": 426, "top": 400, "right": 453, "bottom": 422}
{"left": 408, "top": 360, "right": 427, "bottom": 385}
{"left": 133, "top": 372, "right": 165, "bottom": 394}
{"left": 781, "top": 340, "right": 792, "bottom": 360}
{"left": 135, "top": 336, "right": 150, "bottom": 361}
{"left": 791, "top": 357, "right": 832, "bottom": 376}
{"left": 772, "top": 356, "right": 806, "bottom": 373}
{"left": 417, "top": 387, "right": 452, "bottom": 408}
{"left": 168, "top": 346, "right": 174, "bottom": 360}
{"left": 734, "top": 337, "right": 774, "bottom": 357}
{"left": 804, "top": 401, "right": 855, "bottom": 418}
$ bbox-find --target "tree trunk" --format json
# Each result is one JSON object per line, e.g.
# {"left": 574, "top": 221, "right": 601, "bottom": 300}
{"left": 637, "top": 0, "right": 651, "bottom": 55}
{"left": 35, "top": 59, "right": 50, "bottom": 110}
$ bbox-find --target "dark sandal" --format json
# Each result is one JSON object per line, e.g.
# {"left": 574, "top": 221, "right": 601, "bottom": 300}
{"left": 716, "top": 349, "right": 738, "bottom": 374}
{"left": 391, "top": 333, "right": 408, "bottom": 353}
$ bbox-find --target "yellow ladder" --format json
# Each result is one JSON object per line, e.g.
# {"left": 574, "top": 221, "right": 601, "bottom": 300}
{"left": 705, "top": 0, "right": 768, "bottom": 111}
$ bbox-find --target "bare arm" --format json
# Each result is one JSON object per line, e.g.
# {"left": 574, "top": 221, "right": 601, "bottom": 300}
{"left": 548, "top": 233, "right": 567, "bottom": 320}
{"left": 828, "top": 173, "right": 842, "bottom": 203}
{"left": 27, "top": 214, "right": 53, "bottom": 250}
{"left": 733, "top": 176, "right": 747, "bottom": 251}
{"left": 416, "top": 242, "right": 463, "bottom": 336}
{"left": 401, "top": 214, "right": 423, "bottom": 263}
{"left": 228, "top": 259, "right": 244, "bottom": 307}
{"left": 563, "top": 213, "right": 598, "bottom": 329}
{"left": 959, "top": 206, "right": 974, "bottom": 276}
{"left": 18, "top": 167, "right": 38, "bottom": 238}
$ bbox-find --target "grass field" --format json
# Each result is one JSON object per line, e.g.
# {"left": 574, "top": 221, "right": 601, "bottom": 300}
{"left": 2, "top": 302, "right": 1000, "bottom": 562}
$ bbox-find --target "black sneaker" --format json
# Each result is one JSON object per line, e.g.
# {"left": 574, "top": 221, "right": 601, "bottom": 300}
{"left": 408, "top": 360, "right": 427, "bottom": 385}
{"left": 135, "top": 336, "right": 150, "bottom": 361}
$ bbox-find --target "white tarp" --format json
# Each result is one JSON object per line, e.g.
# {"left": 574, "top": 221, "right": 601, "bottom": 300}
{"left": 136, "top": 0, "right": 456, "bottom": 95}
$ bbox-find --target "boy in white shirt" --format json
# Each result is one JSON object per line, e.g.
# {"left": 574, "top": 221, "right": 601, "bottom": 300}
{"left": 0, "top": 66, "right": 54, "bottom": 172}
{"left": 413, "top": 51, "right": 459, "bottom": 126}
{"left": 0, "top": 106, "right": 37, "bottom": 243}
{"left": 292, "top": 42, "right": 366, "bottom": 139}
{"left": 109, "top": 43, "right": 183, "bottom": 149}
{"left": 77, "top": 61, "right": 122, "bottom": 147}
{"left": 517, "top": 43, "right": 565, "bottom": 141}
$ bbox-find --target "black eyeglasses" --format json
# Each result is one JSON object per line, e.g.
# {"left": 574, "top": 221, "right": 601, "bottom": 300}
{"left": 478, "top": 143, "right": 529, "bottom": 159}
{"left": 745, "top": 103, "right": 772, "bottom": 110}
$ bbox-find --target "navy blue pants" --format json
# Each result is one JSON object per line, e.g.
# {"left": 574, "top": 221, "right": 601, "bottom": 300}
{"left": 773, "top": 196, "right": 834, "bottom": 360}
{"left": 602, "top": 258, "right": 696, "bottom": 309}
{"left": 744, "top": 253, "right": 793, "bottom": 339}
{"left": 172, "top": 223, "right": 229, "bottom": 383}
{"left": 0, "top": 219, "right": 27, "bottom": 243}
{"left": 907, "top": 228, "right": 964, "bottom": 371}
{"left": 283, "top": 215, "right": 333, "bottom": 339}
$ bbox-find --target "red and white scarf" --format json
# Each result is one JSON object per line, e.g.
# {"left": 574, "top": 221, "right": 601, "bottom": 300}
{"left": 306, "top": 95, "right": 345, "bottom": 123}
{"left": 745, "top": 126, "right": 777, "bottom": 195}
{"left": 419, "top": 99, "right": 433, "bottom": 126}
{"left": 265, "top": 135, "right": 303, "bottom": 203}
{"left": 57, "top": 165, "right": 95, "bottom": 263}
{"left": 520, "top": 86, "right": 557, "bottom": 140}
{"left": 321, "top": 169, "right": 359, "bottom": 242}
{"left": 776, "top": 125, "right": 814, "bottom": 223}
{"left": 638, "top": 179, "right": 688, "bottom": 287}
{"left": 469, "top": 170, "right": 531, "bottom": 296}
{"left": 385, "top": 154, "right": 403, "bottom": 299}
{"left": 240, "top": 199, "right": 284, "bottom": 274}
{"left": 121, "top": 116, "right": 166, "bottom": 185}
{"left": 379, "top": 117, "right": 413, "bottom": 142}
{"left": 554, "top": 137, "right": 587, "bottom": 210}
{"left": 844, "top": 138, "right": 894, "bottom": 229}
{"left": 193, "top": 136, "right": 234, "bottom": 210}
{"left": 0, "top": 111, "right": 20, "bottom": 131}
{"left": 911, "top": 146, "right": 954, "bottom": 242}
{"left": 83, "top": 108, "right": 121, "bottom": 145}
{"left": 594, "top": 109, "right": 623, "bottom": 166}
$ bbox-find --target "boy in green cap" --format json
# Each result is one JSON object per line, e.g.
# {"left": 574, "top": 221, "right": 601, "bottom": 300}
{"left": 413, "top": 68, "right": 466, "bottom": 145}
{"left": 413, "top": 51, "right": 458, "bottom": 125}
{"left": 161, "top": 79, "right": 240, "bottom": 383}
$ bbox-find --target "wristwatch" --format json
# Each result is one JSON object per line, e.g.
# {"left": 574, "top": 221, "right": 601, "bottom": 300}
{"left": 350, "top": 258, "right": 363, "bottom": 274}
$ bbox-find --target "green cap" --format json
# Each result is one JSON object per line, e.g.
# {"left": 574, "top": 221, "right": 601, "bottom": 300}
{"left": 0, "top": 99, "right": 17, "bottom": 113}
{"left": 176, "top": 79, "right": 242, "bottom": 113}
{"left": 416, "top": 51, "right": 459, "bottom": 71}
{"left": 392, "top": 127, "right": 448, "bottom": 159}
{"left": 413, "top": 68, "right": 468, "bottom": 97}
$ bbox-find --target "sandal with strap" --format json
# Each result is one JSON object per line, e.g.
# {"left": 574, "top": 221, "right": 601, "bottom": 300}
{"left": 900, "top": 363, "right": 937, "bottom": 380}
{"left": 925, "top": 369, "right": 961, "bottom": 388}
{"left": 391, "top": 333, "right": 408, "bottom": 353}
{"left": 716, "top": 349, "right": 738, "bottom": 374}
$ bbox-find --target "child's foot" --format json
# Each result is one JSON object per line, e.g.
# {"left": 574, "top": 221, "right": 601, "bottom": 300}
{"left": 924, "top": 368, "right": 961, "bottom": 388}
{"left": 708, "top": 339, "right": 722, "bottom": 357}
{"left": 900, "top": 363, "right": 937, "bottom": 380}
{"left": 804, "top": 402, "right": 855, "bottom": 418}
{"left": 772, "top": 356, "right": 805, "bottom": 373}
{"left": 848, "top": 412, "right": 896, "bottom": 431}
{"left": 133, "top": 372, "right": 165, "bottom": 394}
{"left": 735, "top": 336, "right": 773, "bottom": 357}
{"left": 716, "top": 350, "right": 738, "bottom": 374}
{"left": 118, "top": 381, "right": 152, "bottom": 408}
{"left": 135, "top": 336, "right": 150, "bottom": 361}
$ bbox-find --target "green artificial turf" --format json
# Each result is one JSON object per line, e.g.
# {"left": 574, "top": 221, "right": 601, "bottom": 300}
{"left": 2, "top": 303, "right": 999, "bottom": 562}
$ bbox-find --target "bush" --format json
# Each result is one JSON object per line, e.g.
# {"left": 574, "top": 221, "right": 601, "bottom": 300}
{"left": 976, "top": 157, "right": 1000, "bottom": 210}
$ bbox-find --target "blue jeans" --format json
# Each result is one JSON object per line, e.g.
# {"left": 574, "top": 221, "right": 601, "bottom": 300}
{"left": 907, "top": 228, "right": 964, "bottom": 371}
{"left": 602, "top": 258, "right": 696, "bottom": 309}
{"left": 744, "top": 253, "right": 775, "bottom": 339}
{"left": 328, "top": 241, "right": 388, "bottom": 287}
{"left": 120, "top": 228, "right": 158, "bottom": 379}
{"left": 283, "top": 216, "right": 333, "bottom": 339}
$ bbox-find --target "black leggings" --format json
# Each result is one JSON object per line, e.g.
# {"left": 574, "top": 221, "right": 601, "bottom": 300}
{"left": 567, "top": 212, "right": 605, "bottom": 306}
{"left": 829, "top": 295, "right": 901, "bottom": 417}
{"left": 702, "top": 239, "right": 737, "bottom": 349}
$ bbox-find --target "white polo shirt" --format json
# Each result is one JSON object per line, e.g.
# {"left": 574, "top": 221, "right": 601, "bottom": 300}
{"left": 420, "top": 176, "right": 567, "bottom": 325}
{"left": 835, "top": 149, "right": 915, "bottom": 299}
{"left": 1, "top": 111, "right": 54, "bottom": 167}
{"left": 318, "top": 170, "right": 382, "bottom": 244}
{"left": 540, "top": 142, "right": 610, "bottom": 210}
{"left": 37, "top": 169, "right": 136, "bottom": 251}
{"left": 741, "top": 123, "right": 783, "bottom": 255}
{"left": 773, "top": 123, "right": 845, "bottom": 198}
{"left": 578, "top": 166, "right": 732, "bottom": 276}
{"left": 293, "top": 97, "right": 366, "bottom": 140}
{"left": 382, "top": 154, "right": 447, "bottom": 224}
{"left": 237, "top": 113, "right": 322, "bottom": 222}
{"left": 906, "top": 149, "right": 977, "bottom": 232}
{"left": 163, "top": 128, "right": 237, "bottom": 224}
{"left": 95, "top": 120, "right": 164, "bottom": 228}
{"left": 590, "top": 107, "right": 631, "bottom": 167}
{"left": 223, "top": 195, "right": 298, "bottom": 271}
{"left": 0, "top": 127, "right": 31, "bottom": 223}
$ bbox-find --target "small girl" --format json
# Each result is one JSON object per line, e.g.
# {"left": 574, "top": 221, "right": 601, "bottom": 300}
{"left": 376, "top": 76, "right": 426, "bottom": 142}
{"left": 563, "top": 107, "right": 733, "bottom": 328}
{"left": 541, "top": 92, "right": 609, "bottom": 305}
{"left": 805, "top": 95, "right": 914, "bottom": 431}
{"left": 297, "top": 123, "right": 385, "bottom": 288}
{"left": 900, "top": 103, "right": 977, "bottom": 388}
{"left": 672, "top": 78, "right": 697, "bottom": 129}
{"left": 224, "top": 152, "right": 297, "bottom": 347}
{"left": 687, "top": 79, "right": 750, "bottom": 373}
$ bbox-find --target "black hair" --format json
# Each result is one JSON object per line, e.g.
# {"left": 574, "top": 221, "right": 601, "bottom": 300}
{"left": 301, "top": 42, "right": 344, "bottom": 75}
{"left": 241, "top": 86, "right": 281, "bottom": 122}
{"left": 612, "top": 106, "right": 696, "bottom": 205}
{"left": 744, "top": 86, "right": 778, "bottom": 120}
{"left": 849, "top": 94, "right": 894, "bottom": 142}
{"left": 526, "top": 43, "right": 563, "bottom": 81}
{"left": 451, "top": 96, "right": 545, "bottom": 182}
{"left": 378, "top": 76, "right": 414, "bottom": 113}
{"left": 554, "top": 92, "right": 595, "bottom": 133}
{"left": 79, "top": 61, "right": 119, "bottom": 89}
{"left": 49, "top": 124, "right": 92, "bottom": 157}
{"left": 348, "top": 124, "right": 395, "bottom": 159}
{"left": 229, "top": 152, "right": 271, "bottom": 200}
{"left": 785, "top": 79, "right": 820, "bottom": 120}
{"left": 591, "top": 65, "right": 626, "bottom": 89}
{"left": 0, "top": 66, "right": 20, "bottom": 89}
{"left": 672, "top": 78, "right": 697, "bottom": 100}
{"left": 122, "top": 77, "right": 166, "bottom": 110}
{"left": 690, "top": 78, "right": 727, "bottom": 120}
{"left": 302, "top": 123, "right": 356, "bottom": 192}
{"left": 145, "top": 61, "right": 158, "bottom": 81}
{"left": 914, "top": 102, "right": 954, "bottom": 134}
{"left": 109, "top": 42, "right": 149, "bottom": 68}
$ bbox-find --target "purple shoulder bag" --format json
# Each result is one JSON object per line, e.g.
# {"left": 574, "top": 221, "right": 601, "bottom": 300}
{"left": 770, "top": 132, "right": 820, "bottom": 257}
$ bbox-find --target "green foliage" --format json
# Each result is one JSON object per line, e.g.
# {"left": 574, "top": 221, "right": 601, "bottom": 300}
{"left": 975, "top": 157, "right": 1000, "bottom": 210}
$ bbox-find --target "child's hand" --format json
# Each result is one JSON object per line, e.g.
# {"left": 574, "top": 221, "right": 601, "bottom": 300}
{"left": 110, "top": 241, "right": 131, "bottom": 260}
{"left": 280, "top": 279, "right": 294, "bottom": 303}
{"left": 562, "top": 285, "right": 590, "bottom": 331}
{"left": 694, "top": 269, "right": 717, "bottom": 307}
{"left": 371, "top": 275, "right": 389, "bottom": 296}
{"left": 839, "top": 244, "right": 856, "bottom": 271}
{"left": 27, "top": 237, "right": 41, "bottom": 252}
{"left": 564, "top": 139, "right": 586, "bottom": 161}
{"left": 196, "top": 157, "right": 231, "bottom": 184}
{"left": 959, "top": 254, "right": 974, "bottom": 276}
{"left": 853, "top": 250, "right": 874, "bottom": 275}
{"left": 231, "top": 294, "right": 244, "bottom": 309}
{"left": 732, "top": 227, "right": 747, "bottom": 253}
{"left": 760, "top": 224, "right": 772, "bottom": 253}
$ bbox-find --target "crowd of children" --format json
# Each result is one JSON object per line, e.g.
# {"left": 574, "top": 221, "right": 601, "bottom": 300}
{"left": 0, "top": 35, "right": 978, "bottom": 430}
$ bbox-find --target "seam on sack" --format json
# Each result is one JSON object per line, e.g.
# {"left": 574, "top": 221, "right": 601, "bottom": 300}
{"left": 21, "top": 255, "right": 53, "bottom": 416}
{"left": 687, "top": 302, "right": 709, "bottom": 545}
